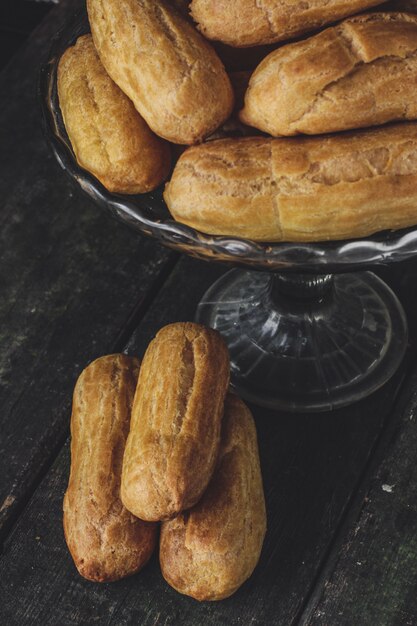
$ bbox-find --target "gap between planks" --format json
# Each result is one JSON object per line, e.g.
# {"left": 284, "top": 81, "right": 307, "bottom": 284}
{"left": 294, "top": 355, "right": 417, "bottom": 626}
{"left": 0, "top": 253, "right": 179, "bottom": 552}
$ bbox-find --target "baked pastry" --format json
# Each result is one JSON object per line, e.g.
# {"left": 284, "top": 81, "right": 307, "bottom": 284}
{"left": 190, "top": 0, "right": 385, "bottom": 47}
{"left": 57, "top": 35, "right": 170, "bottom": 194}
{"left": 121, "top": 323, "right": 230, "bottom": 522}
{"left": 87, "top": 0, "right": 234, "bottom": 144}
{"left": 160, "top": 393, "right": 266, "bottom": 601}
{"left": 63, "top": 355, "right": 157, "bottom": 582}
{"left": 164, "top": 125, "right": 417, "bottom": 242}
{"left": 240, "top": 12, "right": 417, "bottom": 136}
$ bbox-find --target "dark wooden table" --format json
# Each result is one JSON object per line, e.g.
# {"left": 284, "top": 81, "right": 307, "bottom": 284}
{"left": 2, "top": 2, "right": 417, "bottom": 624}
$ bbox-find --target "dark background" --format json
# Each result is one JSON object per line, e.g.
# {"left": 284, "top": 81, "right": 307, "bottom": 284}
{"left": 0, "top": 0, "right": 52, "bottom": 70}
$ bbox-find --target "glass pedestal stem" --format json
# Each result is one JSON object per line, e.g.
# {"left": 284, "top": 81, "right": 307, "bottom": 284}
{"left": 196, "top": 269, "right": 408, "bottom": 412}
{"left": 270, "top": 273, "right": 334, "bottom": 303}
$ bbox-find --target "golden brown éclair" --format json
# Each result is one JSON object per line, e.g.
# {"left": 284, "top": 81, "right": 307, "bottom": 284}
{"left": 121, "top": 323, "right": 230, "bottom": 522}
{"left": 190, "top": 0, "right": 386, "bottom": 47}
{"left": 164, "top": 125, "right": 417, "bottom": 242}
{"left": 57, "top": 35, "right": 170, "bottom": 194}
{"left": 240, "top": 13, "right": 417, "bottom": 137}
{"left": 63, "top": 355, "right": 157, "bottom": 583}
{"left": 160, "top": 393, "right": 267, "bottom": 601}
{"left": 87, "top": 0, "right": 234, "bottom": 144}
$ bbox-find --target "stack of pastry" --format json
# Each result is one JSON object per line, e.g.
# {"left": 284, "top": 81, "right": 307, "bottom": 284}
{"left": 63, "top": 323, "right": 267, "bottom": 601}
{"left": 57, "top": 0, "right": 417, "bottom": 243}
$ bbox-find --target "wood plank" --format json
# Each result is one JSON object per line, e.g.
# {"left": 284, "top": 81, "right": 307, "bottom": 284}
{"left": 0, "top": 255, "right": 412, "bottom": 626}
{"left": 303, "top": 363, "right": 417, "bottom": 626}
{"left": 0, "top": 0, "right": 55, "bottom": 71}
{"left": 0, "top": 0, "right": 176, "bottom": 541}
{"left": 0, "top": 31, "right": 28, "bottom": 72}
{"left": 0, "top": 1, "right": 52, "bottom": 37}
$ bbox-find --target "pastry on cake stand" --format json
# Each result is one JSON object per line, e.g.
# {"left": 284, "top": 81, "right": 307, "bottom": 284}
{"left": 39, "top": 11, "right": 412, "bottom": 411}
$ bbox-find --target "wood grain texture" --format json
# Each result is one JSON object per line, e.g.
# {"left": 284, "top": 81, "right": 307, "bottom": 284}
{"left": 0, "top": 0, "right": 52, "bottom": 71}
{"left": 0, "top": 0, "right": 176, "bottom": 543}
{"left": 0, "top": 255, "right": 413, "bottom": 626}
{"left": 0, "top": 0, "right": 53, "bottom": 38}
{"left": 305, "top": 364, "right": 417, "bottom": 626}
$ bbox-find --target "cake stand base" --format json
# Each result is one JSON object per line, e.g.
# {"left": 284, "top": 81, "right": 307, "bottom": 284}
{"left": 196, "top": 269, "right": 408, "bottom": 412}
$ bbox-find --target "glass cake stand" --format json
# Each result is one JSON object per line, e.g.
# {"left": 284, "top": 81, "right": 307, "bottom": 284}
{"left": 39, "top": 10, "right": 416, "bottom": 412}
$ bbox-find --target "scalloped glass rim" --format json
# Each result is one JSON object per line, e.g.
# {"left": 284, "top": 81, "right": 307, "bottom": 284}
{"left": 38, "top": 8, "right": 417, "bottom": 273}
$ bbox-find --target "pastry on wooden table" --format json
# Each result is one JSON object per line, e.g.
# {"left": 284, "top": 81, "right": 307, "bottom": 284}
{"left": 160, "top": 393, "right": 267, "bottom": 601}
{"left": 63, "top": 355, "right": 157, "bottom": 582}
{"left": 121, "top": 323, "right": 230, "bottom": 522}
